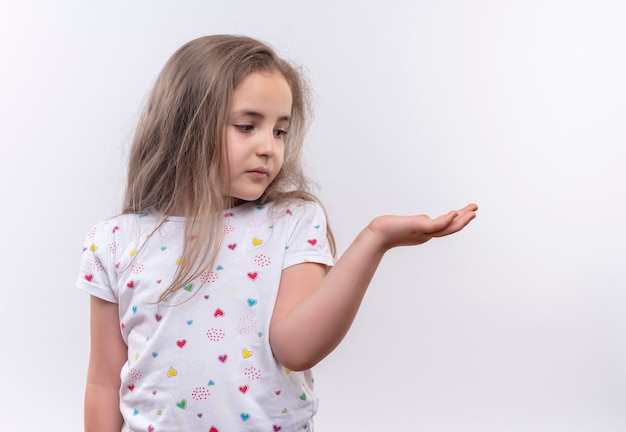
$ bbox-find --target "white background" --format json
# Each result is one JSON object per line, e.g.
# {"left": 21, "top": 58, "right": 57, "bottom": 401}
{"left": 1, "top": 1, "right": 625, "bottom": 431}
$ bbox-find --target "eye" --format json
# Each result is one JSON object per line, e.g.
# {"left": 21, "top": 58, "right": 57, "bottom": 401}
{"left": 234, "top": 124, "right": 254, "bottom": 133}
{"left": 273, "top": 129, "right": 288, "bottom": 138}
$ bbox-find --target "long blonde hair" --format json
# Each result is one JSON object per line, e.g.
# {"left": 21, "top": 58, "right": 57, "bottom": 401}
{"left": 122, "top": 34, "right": 335, "bottom": 302}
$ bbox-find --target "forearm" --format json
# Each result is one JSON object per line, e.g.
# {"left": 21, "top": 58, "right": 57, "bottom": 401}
{"left": 270, "top": 205, "right": 478, "bottom": 370}
{"left": 85, "top": 381, "right": 123, "bottom": 432}
{"left": 271, "top": 225, "right": 386, "bottom": 370}
{"left": 85, "top": 296, "right": 127, "bottom": 432}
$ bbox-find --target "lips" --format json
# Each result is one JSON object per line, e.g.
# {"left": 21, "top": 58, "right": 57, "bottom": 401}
{"left": 245, "top": 167, "right": 270, "bottom": 180}
{"left": 247, "top": 167, "right": 269, "bottom": 175}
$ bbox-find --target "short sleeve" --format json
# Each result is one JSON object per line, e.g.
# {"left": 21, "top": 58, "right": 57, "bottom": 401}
{"left": 283, "top": 201, "right": 335, "bottom": 269}
{"left": 76, "top": 220, "right": 119, "bottom": 303}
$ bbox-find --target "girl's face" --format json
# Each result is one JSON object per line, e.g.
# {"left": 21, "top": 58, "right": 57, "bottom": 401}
{"left": 222, "top": 70, "right": 292, "bottom": 204}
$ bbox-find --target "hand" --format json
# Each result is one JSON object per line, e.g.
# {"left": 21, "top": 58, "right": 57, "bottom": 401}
{"left": 269, "top": 202, "right": 478, "bottom": 370}
{"left": 366, "top": 203, "right": 478, "bottom": 251}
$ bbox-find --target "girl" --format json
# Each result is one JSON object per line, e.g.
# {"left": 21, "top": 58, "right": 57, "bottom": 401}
{"left": 78, "top": 34, "right": 477, "bottom": 432}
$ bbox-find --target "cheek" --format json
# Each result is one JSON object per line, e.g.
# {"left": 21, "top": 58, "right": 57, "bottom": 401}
{"left": 221, "top": 133, "right": 241, "bottom": 175}
{"left": 219, "top": 150, "right": 234, "bottom": 189}
{"left": 276, "top": 144, "right": 286, "bottom": 167}
{"left": 219, "top": 152, "right": 229, "bottom": 178}
{"left": 274, "top": 153, "right": 285, "bottom": 177}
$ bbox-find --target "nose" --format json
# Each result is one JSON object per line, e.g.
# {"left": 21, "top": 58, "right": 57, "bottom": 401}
{"left": 255, "top": 129, "right": 277, "bottom": 158}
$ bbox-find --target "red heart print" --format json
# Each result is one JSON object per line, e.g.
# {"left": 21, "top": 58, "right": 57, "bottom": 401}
{"left": 127, "top": 280, "right": 134, "bottom": 288}
{"left": 239, "top": 385, "right": 248, "bottom": 394}
{"left": 247, "top": 272, "right": 258, "bottom": 280}
{"left": 85, "top": 274, "right": 93, "bottom": 281}
{"left": 209, "top": 427, "right": 219, "bottom": 432}
{"left": 155, "top": 314, "right": 162, "bottom": 322}
{"left": 176, "top": 340, "right": 186, "bottom": 348}
{"left": 218, "top": 355, "right": 228, "bottom": 363}
{"left": 214, "top": 308, "right": 224, "bottom": 317}
{"left": 307, "top": 239, "right": 317, "bottom": 246}
{"left": 228, "top": 243, "right": 237, "bottom": 250}
{"left": 273, "top": 425, "right": 282, "bottom": 432}
{"left": 128, "top": 385, "right": 135, "bottom": 391}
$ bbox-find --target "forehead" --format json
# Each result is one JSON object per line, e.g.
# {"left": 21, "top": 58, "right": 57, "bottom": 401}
{"left": 231, "top": 70, "right": 293, "bottom": 116}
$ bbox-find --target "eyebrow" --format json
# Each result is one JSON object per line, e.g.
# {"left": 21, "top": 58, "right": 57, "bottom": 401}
{"left": 232, "top": 110, "right": 291, "bottom": 123}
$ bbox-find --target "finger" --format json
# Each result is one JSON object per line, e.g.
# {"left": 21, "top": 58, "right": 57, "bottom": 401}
{"left": 432, "top": 210, "right": 477, "bottom": 237}
{"left": 457, "top": 203, "right": 479, "bottom": 213}
{"left": 423, "top": 210, "right": 459, "bottom": 233}
{"left": 449, "top": 204, "right": 478, "bottom": 226}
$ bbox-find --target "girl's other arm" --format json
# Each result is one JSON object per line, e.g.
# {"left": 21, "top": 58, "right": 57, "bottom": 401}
{"left": 269, "top": 203, "right": 478, "bottom": 371}
{"left": 85, "top": 296, "right": 127, "bottom": 432}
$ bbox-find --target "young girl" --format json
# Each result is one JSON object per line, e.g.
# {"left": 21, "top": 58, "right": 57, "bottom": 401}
{"left": 78, "top": 34, "right": 477, "bottom": 432}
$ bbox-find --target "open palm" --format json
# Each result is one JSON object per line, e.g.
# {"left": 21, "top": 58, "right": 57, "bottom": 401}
{"left": 366, "top": 203, "right": 478, "bottom": 250}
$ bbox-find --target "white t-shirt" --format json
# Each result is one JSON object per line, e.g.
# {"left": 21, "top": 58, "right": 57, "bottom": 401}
{"left": 77, "top": 200, "right": 335, "bottom": 432}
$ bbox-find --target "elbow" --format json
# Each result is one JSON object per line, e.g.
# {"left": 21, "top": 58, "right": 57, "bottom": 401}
{"left": 275, "top": 352, "right": 320, "bottom": 372}
{"left": 270, "top": 332, "right": 325, "bottom": 372}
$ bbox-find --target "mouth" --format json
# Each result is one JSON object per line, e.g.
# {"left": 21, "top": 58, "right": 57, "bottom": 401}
{"left": 246, "top": 168, "right": 270, "bottom": 180}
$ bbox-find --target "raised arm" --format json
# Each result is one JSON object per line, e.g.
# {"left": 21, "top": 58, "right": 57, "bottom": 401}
{"left": 85, "top": 296, "right": 127, "bottom": 432}
{"left": 269, "top": 203, "right": 478, "bottom": 371}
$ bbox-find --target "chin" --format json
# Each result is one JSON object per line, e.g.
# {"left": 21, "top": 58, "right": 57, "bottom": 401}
{"left": 229, "top": 184, "right": 272, "bottom": 204}
{"left": 231, "top": 193, "right": 264, "bottom": 204}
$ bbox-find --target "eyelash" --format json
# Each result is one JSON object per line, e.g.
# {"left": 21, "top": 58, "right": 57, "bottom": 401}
{"left": 235, "top": 124, "right": 254, "bottom": 133}
{"left": 234, "top": 125, "right": 288, "bottom": 137}
{"left": 274, "top": 129, "right": 288, "bottom": 138}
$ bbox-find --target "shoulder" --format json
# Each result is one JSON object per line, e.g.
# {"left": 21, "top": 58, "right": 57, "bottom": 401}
{"left": 82, "top": 212, "right": 162, "bottom": 247}
{"left": 266, "top": 199, "right": 327, "bottom": 220}
{"left": 228, "top": 199, "right": 326, "bottom": 223}
{"left": 266, "top": 199, "right": 330, "bottom": 241}
{"left": 277, "top": 199, "right": 334, "bottom": 267}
